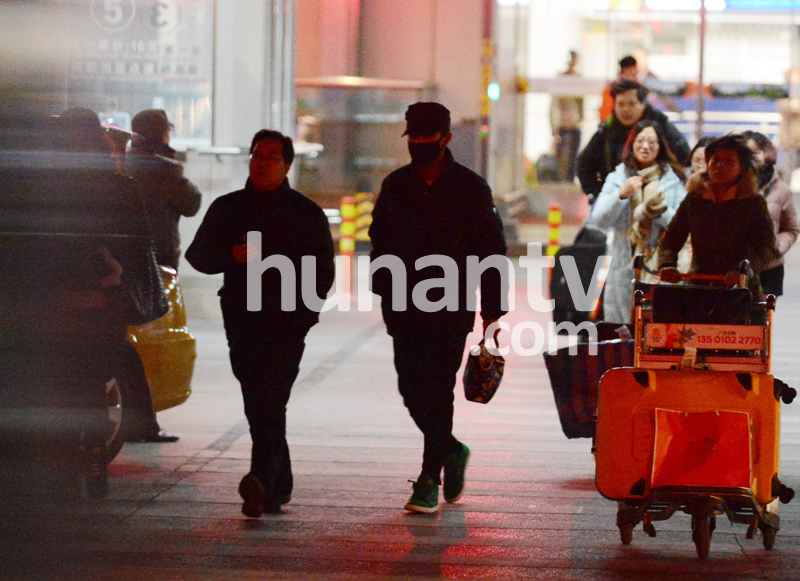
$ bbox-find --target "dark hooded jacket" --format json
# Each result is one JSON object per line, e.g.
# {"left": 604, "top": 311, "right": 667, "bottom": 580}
{"left": 657, "top": 171, "right": 776, "bottom": 277}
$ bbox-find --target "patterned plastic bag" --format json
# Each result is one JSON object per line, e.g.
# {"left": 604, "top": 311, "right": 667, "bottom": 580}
{"left": 463, "top": 340, "right": 505, "bottom": 404}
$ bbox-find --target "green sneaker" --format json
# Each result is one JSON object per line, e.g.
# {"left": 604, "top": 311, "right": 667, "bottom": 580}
{"left": 404, "top": 473, "right": 440, "bottom": 513}
{"left": 443, "top": 443, "right": 470, "bottom": 503}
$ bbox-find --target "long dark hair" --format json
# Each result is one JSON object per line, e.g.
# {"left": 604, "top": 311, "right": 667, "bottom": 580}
{"left": 686, "top": 135, "right": 714, "bottom": 167}
{"left": 742, "top": 130, "right": 777, "bottom": 167}
{"left": 741, "top": 130, "right": 778, "bottom": 189}
{"left": 622, "top": 119, "right": 685, "bottom": 180}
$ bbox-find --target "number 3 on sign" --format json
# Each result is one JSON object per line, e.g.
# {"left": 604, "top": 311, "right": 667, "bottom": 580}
{"left": 91, "top": 0, "right": 136, "bottom": 32}
{"left": 147, "top": 0, "right": 181, "bottom": 32}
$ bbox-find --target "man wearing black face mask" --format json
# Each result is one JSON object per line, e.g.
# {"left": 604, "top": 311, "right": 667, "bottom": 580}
{"left": 369, "top": 102, "right": 507, "bottom": 513}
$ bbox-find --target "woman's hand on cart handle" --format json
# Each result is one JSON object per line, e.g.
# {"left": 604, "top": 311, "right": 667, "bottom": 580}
{"left": 658, "top": 267, "right": 680, "bottom": 283}
{"left": 724, "top": 271, "right": 741, "bottom": 287}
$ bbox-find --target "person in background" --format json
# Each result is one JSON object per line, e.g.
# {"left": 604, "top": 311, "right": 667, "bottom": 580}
{"left": 590, "top": 120, "right": 687, "bottom": 323}
{"left": 743, "top": 130, "right": 799, "bottom": 297}
{"left": 632, "top": 47, "right": 682, "bottom": 116}
{"left": 185, "top": 130, "right": 335, "bottom": 518}
{"left": 550, "top": 50, "right": 583, "bottom": 182}
{"left": 577, "top": 79, "right": 690, "bottom": 204}
{"left": 687, "top": 136, "right": 715, "bottom": 177}
{"left": 598, "top": 55, "right": 639, "bottom": 121}
{"left": 127, "top": 109, "right": 202, "bottom": 270}
{"left": 369, "top": 102, "right": 507, "bottom": 514}
{"left": 658, "top": 134, "right": 776, "bottom": 297}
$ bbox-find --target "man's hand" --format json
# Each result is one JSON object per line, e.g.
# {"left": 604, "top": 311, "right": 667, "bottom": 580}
{"left": 232, "top": 241, "right": 259, "bottom": 264}
{"left": 482, "top": 318, "right": 501, "bottom": 344}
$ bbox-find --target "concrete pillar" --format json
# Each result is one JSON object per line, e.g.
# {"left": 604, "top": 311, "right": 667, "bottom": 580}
{"left": 213, "top": 0, "right": 295, "bottom": 147}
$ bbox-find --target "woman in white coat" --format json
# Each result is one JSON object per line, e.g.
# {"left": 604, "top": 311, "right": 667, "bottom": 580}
{"left": 590, "top": 119, "right": 687, "bottom": 323}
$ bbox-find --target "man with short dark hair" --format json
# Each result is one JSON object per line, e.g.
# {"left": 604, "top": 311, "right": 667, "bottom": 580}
{"left": 127, "top": 109, "right": 202, "bottom": 269}
{"left": 598, "top": 55, "right": 639, "bottom": 121}
{"left": 185, "top": 129, "right": 334, "bottom": 518}
{"left": 577, "top": 80, "right": 689, "bottom": 202}
{"left": 369, "top": 102, "right": 507, "bottom": 513}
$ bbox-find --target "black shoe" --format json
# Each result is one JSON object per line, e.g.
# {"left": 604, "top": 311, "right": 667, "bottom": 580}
{"left": 127, "top": 430, "right": 179, "bottom": 443}
{"left": 239, "top": 473, "right": 265, "bottom": 518}
{"left": 263, "top": 493, "right": 292, "bottom": 514}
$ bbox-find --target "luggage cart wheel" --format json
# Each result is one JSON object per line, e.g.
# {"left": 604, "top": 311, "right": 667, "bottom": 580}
{"left": 762, "top": 526, "right": 777, "bottom": 550}
{"left": 693, "top": 517, "right": 711, "bottom": 559}
{"left": 643, "top": 522, "right": 656, "bottom": 537}
{"left": 619, "top": 523, "right": 634, "bottom": 545}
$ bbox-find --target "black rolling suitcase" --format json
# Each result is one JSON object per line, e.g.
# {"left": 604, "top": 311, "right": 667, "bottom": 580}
{"left": 550, "top": 224, "right": 607, "bottom": 326}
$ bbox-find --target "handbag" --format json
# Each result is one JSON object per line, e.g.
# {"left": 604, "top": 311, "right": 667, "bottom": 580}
{"left": 463, "top": 339, "right": 505, "bottom": 404}
{"left": 113, "top": 237, "right": 169, "bottom": 326}
{"left": 128, "top": 241, "right": 170, "bottom": 325}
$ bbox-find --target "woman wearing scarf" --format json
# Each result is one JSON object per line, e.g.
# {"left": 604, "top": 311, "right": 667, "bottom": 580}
{"left": 590, "top": 119, "right": 687, "bottom": 323}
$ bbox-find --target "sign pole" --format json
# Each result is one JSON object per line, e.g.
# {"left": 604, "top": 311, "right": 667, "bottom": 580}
{"left": 696, "top": 0, "right": 706, "bottom": 141}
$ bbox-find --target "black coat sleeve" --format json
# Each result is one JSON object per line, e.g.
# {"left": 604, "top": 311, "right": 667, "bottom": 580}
{"left": 663, "top": 121, "right": 691, "bottom": 166}
{"left": 657, "top": 196, "right": 691, "bottom": 269}
{"left": 184, "top": 197, "right": 234, "bottom": 274}
{"left": 367, "top": 176, "right": 395, "bottom": 298}
{"left": 469, "top": 181, "right": 508, "bottom": 320}
{"left": 311, "top": 205, "right": 336, "bottom": 300}
{"left": 576, "top": 129, "right": 606, "bottom": 198}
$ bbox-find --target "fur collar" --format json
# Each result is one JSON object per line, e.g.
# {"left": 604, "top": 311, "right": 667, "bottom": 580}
{"left": 686, "top": 170, "right": 759, "bottom": 203}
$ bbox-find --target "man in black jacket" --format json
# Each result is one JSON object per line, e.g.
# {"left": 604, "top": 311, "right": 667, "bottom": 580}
{"left": 185, "top": 130, "right": 335, "bottom": 518}
{"left": 127, "top": 109, "right": 202, "bottom": 270}
{"left": 577, "top": 79, "right": 689, "bottom": 202}
{"left": 369, "top": 102, "right": 508, "bottom": 513}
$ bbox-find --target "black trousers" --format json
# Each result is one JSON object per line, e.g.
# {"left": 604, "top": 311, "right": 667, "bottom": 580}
{"left": 556, "top": 128, "right": 581, "bottom": 182}
{"left": 760, "top": 265, "right": 784, "bottom": 297}
{"left": 117, "top": 341, "right": 161, "bottom": 438}
{"left": 392, "top": 333, "right": 468, "bottom": 484}
{"left": 227, "top": 330, "right": 305, "bottom": 500}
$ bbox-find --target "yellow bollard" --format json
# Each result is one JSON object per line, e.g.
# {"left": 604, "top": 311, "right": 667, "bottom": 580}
{"left": 339, "top": 196, "right": 356, "bottom": 256}
{"left": 353, "top": 192, "right": 375, "bottom": 245}
{"left": 546, "top": 202, "right": 562, "bottom": 257}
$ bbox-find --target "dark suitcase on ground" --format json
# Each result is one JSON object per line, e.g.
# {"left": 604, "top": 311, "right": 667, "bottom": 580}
{"left": 551, "top": 224, "right": 607, "bottom": 327}
{"left": 543, "top": 339, "right": 633, "bottom": 438}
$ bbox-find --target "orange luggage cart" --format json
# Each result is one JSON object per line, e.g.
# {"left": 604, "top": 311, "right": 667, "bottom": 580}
{"left": 594, "top": 259, "right": 796, "bottom": 558}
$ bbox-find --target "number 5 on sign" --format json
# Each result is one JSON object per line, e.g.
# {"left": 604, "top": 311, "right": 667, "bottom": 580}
{"left": 91, "top": 0, "right": 136, "bottom": 32}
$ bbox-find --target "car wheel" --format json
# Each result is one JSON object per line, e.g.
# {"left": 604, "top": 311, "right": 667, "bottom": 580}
{"left": 103, "top": 378, "right": 125, "bottom": 462}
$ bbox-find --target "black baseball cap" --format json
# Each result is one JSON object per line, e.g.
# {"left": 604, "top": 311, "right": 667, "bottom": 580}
{"left": 403, "top": 102, "right": 451, "bottom": 137}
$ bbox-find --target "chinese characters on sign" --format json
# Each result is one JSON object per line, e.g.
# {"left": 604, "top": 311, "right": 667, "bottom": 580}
{"left": 67, "top": 0, "right": 212, "bottom": 142}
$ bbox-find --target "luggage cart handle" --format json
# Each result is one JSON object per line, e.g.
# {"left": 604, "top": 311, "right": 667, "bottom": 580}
{"left": 634, "top": 254, "right": 752, "bottom": 288}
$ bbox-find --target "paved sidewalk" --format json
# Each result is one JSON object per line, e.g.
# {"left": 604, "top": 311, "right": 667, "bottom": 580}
{"left": 4, "top": 260, "right": 800, "bottom": 579}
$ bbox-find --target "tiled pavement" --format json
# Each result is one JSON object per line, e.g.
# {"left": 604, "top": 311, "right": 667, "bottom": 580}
{"left": 4, "top": 243, "right": 800, "bottom": 579}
